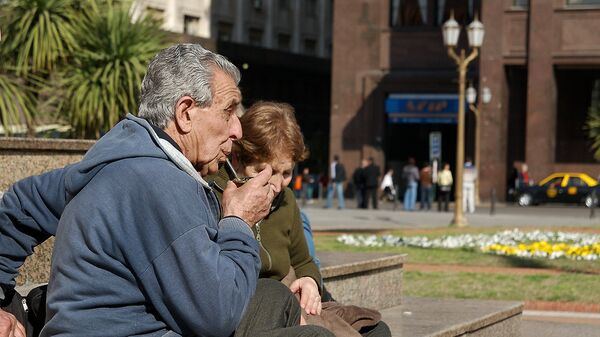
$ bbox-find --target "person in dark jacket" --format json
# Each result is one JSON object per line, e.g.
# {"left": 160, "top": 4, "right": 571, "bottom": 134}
{"left": 363, "top": 157, "right": 381, "bottom": 209}
{"left": 0, "top": 44, "right": 333, "bottom": 337}
{"left": 353, "top": 159, "right": 368, "bottom": 208}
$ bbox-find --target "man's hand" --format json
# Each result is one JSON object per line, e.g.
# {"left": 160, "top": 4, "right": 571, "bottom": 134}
{"left": 289, "top": 277, "right": 321, "bottom": 316}
{"left": 0, "top": 309, "right": 25, "bottom": 337}
{"left": 222, "top": 165, "right": 275, "bottom": 226}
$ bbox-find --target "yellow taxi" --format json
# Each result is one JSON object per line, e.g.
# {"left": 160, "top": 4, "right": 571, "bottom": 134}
{"left": 516, "top": 172, "right": 599, "bottom": 207}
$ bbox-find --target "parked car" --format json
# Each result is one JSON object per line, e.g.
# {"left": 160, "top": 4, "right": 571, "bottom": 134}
{"left": 516, "top": 172, "right": 599, "bottom": 207}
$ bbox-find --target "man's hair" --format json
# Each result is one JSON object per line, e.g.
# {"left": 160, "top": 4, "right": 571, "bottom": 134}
{"left": 234, "top": 101, "right": 308, "bottom": 165}
{"left": 138, "top": 44, "right": 241, "bottom": 128}
{"left": 333, "top": 155, "right": 339, "bottom": 161}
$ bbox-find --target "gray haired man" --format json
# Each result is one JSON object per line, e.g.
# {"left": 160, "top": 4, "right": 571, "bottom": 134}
{"left": 0, "top": 44, "right": 333, "bottom": 337}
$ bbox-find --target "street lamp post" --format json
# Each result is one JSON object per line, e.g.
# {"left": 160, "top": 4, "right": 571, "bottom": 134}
{"left": 442, "top": 13, "right": 484, "bottom": 227}
{"left": 466, "top": 85, "right": 492, "bottom": 206}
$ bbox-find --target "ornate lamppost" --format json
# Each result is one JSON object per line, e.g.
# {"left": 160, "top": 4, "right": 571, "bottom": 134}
{"left": 466, "top": 84, "right": 492, "bottom": 205}
{"left": 442, "top": 13, "right": 485, "bottom": 227}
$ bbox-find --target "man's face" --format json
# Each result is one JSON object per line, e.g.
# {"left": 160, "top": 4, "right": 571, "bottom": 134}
{"left": 185, "top": 69, "right": 242, "bottom": 176}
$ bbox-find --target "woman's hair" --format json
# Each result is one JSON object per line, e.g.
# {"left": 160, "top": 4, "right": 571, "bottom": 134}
{"left": 234, "top": 101, "right": 308, "bottom": 165}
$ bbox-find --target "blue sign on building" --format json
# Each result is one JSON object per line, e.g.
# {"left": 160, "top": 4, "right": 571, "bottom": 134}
{"left": 385, "top": 94, "right": 459, "bottom": 124}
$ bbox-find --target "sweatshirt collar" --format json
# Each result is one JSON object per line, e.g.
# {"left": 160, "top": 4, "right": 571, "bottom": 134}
{"left": 150, "top": 124, "right": 181, "bottom": 153}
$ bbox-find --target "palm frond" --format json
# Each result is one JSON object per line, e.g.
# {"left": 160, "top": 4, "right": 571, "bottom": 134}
{"left": 59, "top": 0, "right": 166, "bottom": 138}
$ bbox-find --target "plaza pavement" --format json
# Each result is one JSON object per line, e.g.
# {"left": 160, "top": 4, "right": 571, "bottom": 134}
{"left": 304, "top": 198, "right": 600, "bottom": 336}
{"left": 302, "top": 198, "right": 600, "bottom": 231}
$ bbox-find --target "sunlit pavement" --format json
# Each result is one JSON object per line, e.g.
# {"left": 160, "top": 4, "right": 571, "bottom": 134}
{"left": 301, "top": 197, "right": 600, "bottom": 231}
{"left": 522, "top": 311, "right": 600, "bottom": 337}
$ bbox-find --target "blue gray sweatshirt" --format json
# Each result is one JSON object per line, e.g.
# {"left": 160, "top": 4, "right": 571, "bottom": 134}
{"left": 1, "top": 115, "right": 261, "bottom": 337}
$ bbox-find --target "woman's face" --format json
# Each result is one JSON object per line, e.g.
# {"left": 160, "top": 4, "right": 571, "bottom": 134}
{"left": 242, "top": 154, "right": 294, "bottom": 196}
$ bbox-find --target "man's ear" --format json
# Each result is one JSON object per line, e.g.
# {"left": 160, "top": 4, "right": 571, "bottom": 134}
{"left": 174, "top": 96, "right": 196, "bottom": 134}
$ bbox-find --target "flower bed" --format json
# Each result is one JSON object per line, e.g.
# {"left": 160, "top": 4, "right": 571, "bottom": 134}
{"left": 336, "top": 229, "right": 600, "bottom": 261}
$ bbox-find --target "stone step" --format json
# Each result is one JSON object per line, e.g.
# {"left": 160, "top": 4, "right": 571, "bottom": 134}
{"left": 382, "top": 297, "right": 523, "bottom": 337}
{"left": 319, "top": 252, "right": 405, "bottom": 310}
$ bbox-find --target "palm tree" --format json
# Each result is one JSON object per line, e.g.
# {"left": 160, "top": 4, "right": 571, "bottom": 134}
{"left": 0, "top": 71, "right": 38, "bottom": 135}
{"left": 1, "top": 0, "right": 77, "bottom": 76}
{"left": 60, "top": 1, "right": 166, "bottom": 138}
{"left": 0, "top": 21, "right": 36, "bottom": 135}
{"left": 0, "top": 0, "right": 77, "bottom": 135}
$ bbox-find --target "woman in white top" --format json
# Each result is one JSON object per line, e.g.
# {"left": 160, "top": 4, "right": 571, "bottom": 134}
{"left": 379, "top": 169, "right": 396, "bottom": 201}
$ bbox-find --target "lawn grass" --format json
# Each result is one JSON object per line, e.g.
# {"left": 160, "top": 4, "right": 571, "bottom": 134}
{"left": 404, "top": 271, "right": 600, "bottom": 304}
{"left": 314, "top": 231, "right": 600, "bottom": 274}
{"left": 314, "top": 229, "right": 600, "bottom": 303}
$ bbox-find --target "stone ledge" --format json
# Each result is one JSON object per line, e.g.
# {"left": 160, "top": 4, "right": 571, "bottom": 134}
{"left": 319, "top": 252, "right": 405, "bottom": 310}
{"left": 0, "top": 137, "right": 94, "bottom": 152}
{"left": 381, "top": 297, "right": 523, "bottom": 337}
{"left": 319, "top": 252, "right": 405, "bottom": 279}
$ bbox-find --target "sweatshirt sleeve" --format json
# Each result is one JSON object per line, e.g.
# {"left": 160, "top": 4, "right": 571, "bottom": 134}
{"left": 0, "top": 167, "right": 68, "bottom": 288}
{"left": 137, "top": 213, "right": 261, "bottom": 337}
{"left": 286, "top": 192, "right": 321, "bottom": 291}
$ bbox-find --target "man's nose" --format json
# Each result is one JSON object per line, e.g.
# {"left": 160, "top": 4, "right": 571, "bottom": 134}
{"left": 230, "top": 114, "right": 242, "bottom": 140}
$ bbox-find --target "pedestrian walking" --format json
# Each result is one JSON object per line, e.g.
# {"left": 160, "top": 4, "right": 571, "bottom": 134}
{"left": 363, "top": 157, "right": 381, "bottom": 209}
{"left": 325, "top": 155, "right": 346, "bottom": 209}
{"left": 353, "top": 159, "right": 368, "bottom": 208}
{"left": 402, "top": 158, "right": 419, "bottom": 211}
{"left": 419, "top": 162, "right": 433, "bottom": 210}
{"left": 463, "top": 158, "right": 477, "bottom": 213}
{"left": 438, "top": 163, "right": 453, "bottom": 212}
{"left": 380, "top": 169, "right": 396, "bottom": 202}
{"left": 301, "top": 167, "right": 315, "bottom": 206}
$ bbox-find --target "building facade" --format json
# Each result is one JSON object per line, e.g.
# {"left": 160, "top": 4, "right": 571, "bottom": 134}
{"left": 331, "top": 0, "right": 600, "bottom": 200}
{"left": 132, "top": 0, "right": 333, "bottom": 170}
{"left": 480, "top": 0, "right": 600, "bottom": 200}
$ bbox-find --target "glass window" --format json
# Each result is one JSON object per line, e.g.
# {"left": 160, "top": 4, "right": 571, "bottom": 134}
{"left": 217, "top": 21, "right": 233, "bottom": 42}
{"left": 278, "top": 0, "right": 290, "bottom": 11}
{"left": 568, "top": 177, "right": 587, "bottom": 187}
{"left": 391, "top": 0, "right": 477, "bottom": 28}
{"left": 304, "top": 38, "right": 317, "bottom": 55}
{"left": 567, "top": 0, "right": 600, "bottom": 6}
{"left": 391, "top": 0, "right": 427, "bottom": 26}
{"left": 248, "top": 28, "right": 263, "bottom": 46}
{"left": 252, "top": 0, "right": 263, "bottom": 11}
{"left": 183, "top": 15, "right": 201, "bottom": 36}
{"left": 543, "top": 177, "right": 564, "bottom": 188}
{"left": 304, "top": 0, "right": 318, "bottom": 18}
{"left": 277, "top": 33, "right": 291, "bottom": 51}
{"left": 513, "top": 0, "right": 529, "bottom": 8}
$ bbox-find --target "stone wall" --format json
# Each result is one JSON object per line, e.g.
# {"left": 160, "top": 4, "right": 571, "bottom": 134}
{"left": 1, "top": 137, "right": 94, "bottom": 285}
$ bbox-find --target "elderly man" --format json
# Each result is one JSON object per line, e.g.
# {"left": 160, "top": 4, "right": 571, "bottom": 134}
{"left": 0, "top": 44, "right": 333, "bottom": 337}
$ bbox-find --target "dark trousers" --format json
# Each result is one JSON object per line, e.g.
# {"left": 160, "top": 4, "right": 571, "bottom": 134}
{"left": 234, "top": 279, "right": 334, "bottom": 337}
{"left": 438, "top": 190, "right": 451, "bottom": 212}
{"left": 362, "top": 187, "right": 378, "bottom": 209}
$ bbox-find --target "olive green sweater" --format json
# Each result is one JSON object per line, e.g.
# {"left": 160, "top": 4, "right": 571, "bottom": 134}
{"left": 207, "top": 167, "right": 322, "bottom": 289}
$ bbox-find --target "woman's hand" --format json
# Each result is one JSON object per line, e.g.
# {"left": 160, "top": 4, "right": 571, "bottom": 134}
{"left": 289, "top": 277, "right": 322, "bottom": 316}
{"left": 0, "top": 309, "right": 26, "bottom": 337}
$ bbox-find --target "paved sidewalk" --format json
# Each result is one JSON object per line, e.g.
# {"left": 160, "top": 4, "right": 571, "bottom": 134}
{"left": 302, "top": 198, "right": 600, "bottom": 231}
